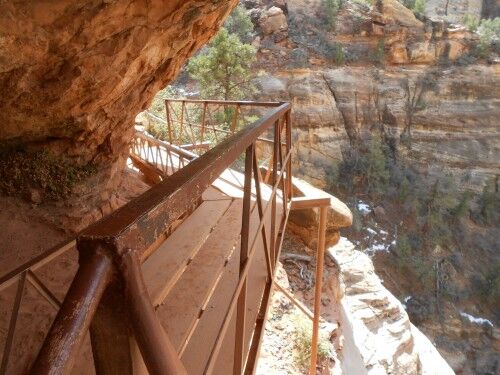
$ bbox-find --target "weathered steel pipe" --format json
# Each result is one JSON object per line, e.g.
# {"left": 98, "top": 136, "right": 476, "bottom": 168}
{"left": 163, "top": 99, "right": 283, "bottom": 107}
{"left": 309, "top": 206, "right": 328, "bottom": 375}
{"left": 31, "top": 250, "right": 113, "bottom": 375}
{"left": 121, "top": 250, "right": 187, "bottom": 375}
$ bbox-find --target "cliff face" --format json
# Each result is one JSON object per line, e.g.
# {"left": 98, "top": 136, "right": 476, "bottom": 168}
{"left": 251, "top": 0, "right": 500, "bottom": 190}
{"left": 243, "top": 0, "right": 499, "bottom": 372}
{"left": 257, "top": 65, "right": 500, "bottom": 190}
{"left": 0, "top": 0, "right": 238, "bottom": 197}
{"left": 329, "top": 237, "right": 454, "bottom": 374}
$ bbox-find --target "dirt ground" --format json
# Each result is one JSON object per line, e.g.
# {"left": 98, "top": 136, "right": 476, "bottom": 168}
{"left": 257, "top": 232, "right": 343, "bottom": 375}
{"left": 0, "top": 170, "right": 149, "bottom": 374}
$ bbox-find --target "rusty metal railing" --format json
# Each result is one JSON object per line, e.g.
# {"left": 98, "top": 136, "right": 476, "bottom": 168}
{"left": 0, "top": 239, "right": 77, "bottom": 374}
{"left": 30, "top": 101, "right": 292, "bottom": 374}
{"left": 129, "top": 131, "right": 197, "bottom": 184}
{"left": 156, "top": 99, "right": 281, "bottom": 154}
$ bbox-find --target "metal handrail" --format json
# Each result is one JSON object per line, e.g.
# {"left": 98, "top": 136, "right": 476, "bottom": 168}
{"left": 145, "top": 109, "right": 279, "bottom": 146}
{"left": 163, "top": 99, "right": 284, "bottom": 107}
{"left": 32, "top": 102, "right": 292, "bottom": 374}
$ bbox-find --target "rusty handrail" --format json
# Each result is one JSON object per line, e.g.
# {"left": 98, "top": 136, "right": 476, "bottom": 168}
{"left": 33, "top": 102, "right": 291, "bottom": 374}
{"left": 135, "top": 131, "right": 198, "bottom": 161}
{"left": 79, "top": 102, "right": 290, "bottom": 250}
{"left": 163, "top": 99, "right": 283, "bottom": 107}
{"left": 145, "top": 109, "right": 279, "bottom": 146}
{"left": 0, "top": 239, "right": 75, "bottom": 292}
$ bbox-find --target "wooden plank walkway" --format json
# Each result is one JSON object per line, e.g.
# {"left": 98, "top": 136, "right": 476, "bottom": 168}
{"left": 137, "top": 166, "right": 283, "bottom": 374}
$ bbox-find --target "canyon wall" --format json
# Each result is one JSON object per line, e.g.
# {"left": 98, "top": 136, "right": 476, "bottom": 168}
{"left": 257, "top": 65, "right": 500, "bottom": 190}
{"left": 251, "top": 0, "right": 500, "bottom": 190}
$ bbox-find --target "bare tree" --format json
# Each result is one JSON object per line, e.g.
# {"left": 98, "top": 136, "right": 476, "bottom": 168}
{"left": 400, "top": 72, "right": 438, "bottom": 149}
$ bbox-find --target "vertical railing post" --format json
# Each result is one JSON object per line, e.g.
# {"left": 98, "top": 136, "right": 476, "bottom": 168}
{"left": 165, "top": 100, "right": 174, "bottom": 144}
{"left": 121, "top": 250, "right": 188, "bottom": 375}
{"left": 230, "top": 103, "right": 241, "bottom": 134}
{"left": 32, "top": 250, "right": 114, "bottom": 374}
{"left": 270, "top": 121, "right": 279, "bottom": 268}
{"left": 180, "top": 100, "right": 185, "bottom": 144}
{"left": 90, "top": 274, "right": 135, "bottom": 375}
{"left": 234, "top": 144, "right": 254, "bottom": 374}
{"left": 200, "top": 101, "right": 207, "bottom": 144}
{"left": 309, "top": 206, "right": 328, "bottom": 375}
{"left": 285, "top": 109, "right": 293, "bottom": 201}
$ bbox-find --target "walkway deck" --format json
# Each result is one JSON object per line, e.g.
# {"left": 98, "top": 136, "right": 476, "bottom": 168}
{"left": 140, "top": 178, "right": 282, "bottom": 373}
{"left": 0, "top": 164, "right": 283, "bottom": 375}
{"left": 1, "top": 100, "right": 293, "bottom": 375}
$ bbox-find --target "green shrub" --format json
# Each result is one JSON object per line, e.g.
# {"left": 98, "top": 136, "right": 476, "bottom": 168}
{"left": 374, "top": 38, "right": 386, "bottom": 65}
{"left": 334, "top": 43, "right": 345, "bottom": 65}
{"left": 337, "top": 135, "right": 391, "bottom": 195}
{"left": 399, "top": 0, "right": 425, "bottom": 19}
{"left": 451, "top": 190, "right": 472, "bottom": 219}
{"left": 224, "top": 5, "right": 255, "bottom": 43}
{"left": 187, "top": 28, "right": 256, "bottom": 100}
{"left": 412, "top": 0, "right": 425, "bottom": 19}
{"left": 478, "top": 178, "right": 500, "bottom": 225}
{"left": 324, "top": 0, "right": 343, "bottom": 28}
{"left": 476, "top": 17, "right": 500, "bottom": 57}
{"left": 462, "top": 14, "right": 480, "bottom": 32}
{"left": 293, "top": 314, "right": 333, "bottom": 369}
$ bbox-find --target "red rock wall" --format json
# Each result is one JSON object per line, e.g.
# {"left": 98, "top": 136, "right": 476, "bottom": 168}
{"left": 0, "top": 0, "right": 237, "bottom": 175}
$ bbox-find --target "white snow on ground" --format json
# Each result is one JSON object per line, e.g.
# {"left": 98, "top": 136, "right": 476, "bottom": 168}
{"left": 370, "top": 243, "right": 388, "bottom": 252}
{"left": 460, "top": 312, "right": 494, "bottom": 328}
{"left": 357, "top": 200, "right": 371, "bottom": 214}
{"left": 362, "top": 226, "right": 393, "bottom": 255}
{"left": 402, "top": 296, "right": 412, "bottom": 310}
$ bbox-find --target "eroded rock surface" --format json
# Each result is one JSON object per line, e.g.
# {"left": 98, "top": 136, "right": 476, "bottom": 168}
{"left": 329, "top": 237, "right": 454, "bottom": 374}
{"left": 0, "top": 0, "right": 238, "bottom": 199}
{"left": 258, "top": 65, "right": 500, "bottom": 190}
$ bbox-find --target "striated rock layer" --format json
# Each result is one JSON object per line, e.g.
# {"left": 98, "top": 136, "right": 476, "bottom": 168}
{"left": 329, "top": 237, "right": 454, "bottom": 374}
{"left": 0, "top": 0, "right": 238, "bottom": 201}
{"left": 258, "top": 65, "right": 500, "bottom": 190}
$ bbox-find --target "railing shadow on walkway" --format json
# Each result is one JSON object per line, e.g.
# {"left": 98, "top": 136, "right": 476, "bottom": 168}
{"left": 0, "top": 100, "right": 292, "bottom": 375}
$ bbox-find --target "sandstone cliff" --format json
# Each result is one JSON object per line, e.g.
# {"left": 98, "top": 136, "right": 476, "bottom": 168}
{"left": 257, "top": 65, "right": 500, "bottom": 190}
{"left": 0, "top": 0, "right": 238, "bottom": 221}
{"left": 329, "top": 237, "right": 454, "bottom": 374}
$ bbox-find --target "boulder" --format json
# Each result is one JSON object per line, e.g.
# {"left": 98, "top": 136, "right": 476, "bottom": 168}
{"left": 287, "top": 177, "right": 352, "bottom": 248}
{"left": 379, "top": 0, "right": 424, "bottom": 29}
{"left": 259, "top": 6, "right": 288, "bottom": 35}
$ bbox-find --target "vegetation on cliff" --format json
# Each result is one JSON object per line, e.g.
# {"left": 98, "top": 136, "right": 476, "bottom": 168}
{"left": 187, "top": 6, "right": 257, "bottom": 100}
{"left": 330, "top": 130, "right": 499, "bottom": 322}
{"left": 0, "top": 149, "right": 96, "bottom": 201}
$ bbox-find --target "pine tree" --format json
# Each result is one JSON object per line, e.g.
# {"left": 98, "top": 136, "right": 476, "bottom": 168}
{"left": 187, "top": 28, "right": 256, "bottom": 100}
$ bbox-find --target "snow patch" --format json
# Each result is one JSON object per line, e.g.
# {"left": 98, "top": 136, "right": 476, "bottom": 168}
{"left": 402, "top": 296, "right": 412, "bottom": 310}
{"left": 460, "top": 312, "right": 494, "bottom": 328}
{"left": 357, "top": 200, "right": 371, "bottom": 214}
